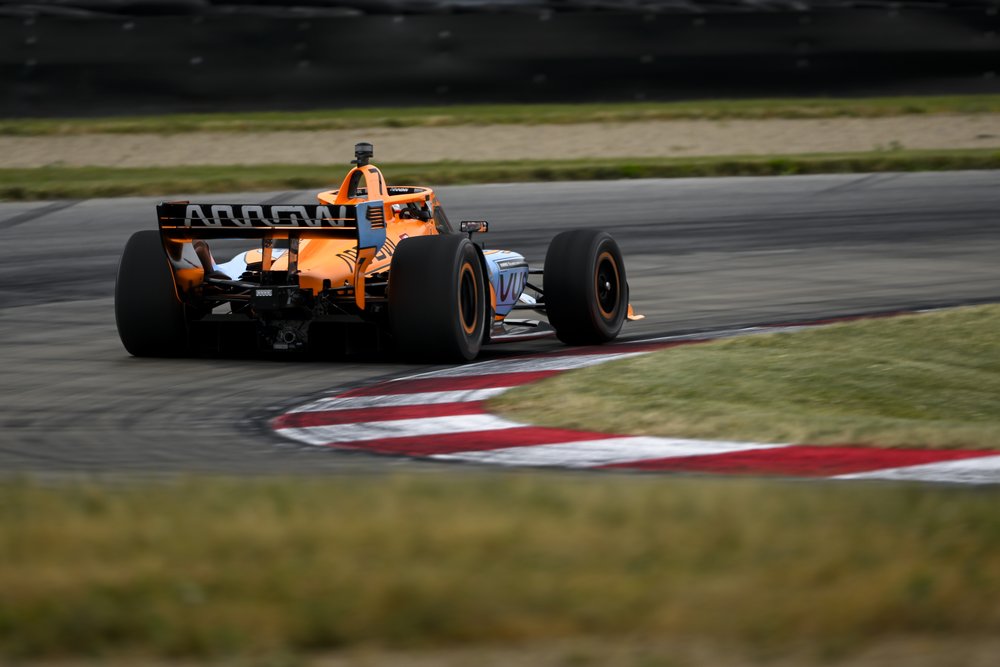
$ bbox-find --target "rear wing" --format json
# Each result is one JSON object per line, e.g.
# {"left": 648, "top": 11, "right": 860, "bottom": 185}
{"left": 157, "top": 201, "right": 385, "bottom": 245}
{"left": 156, "top": 200, "right": 387, "bottom": 309}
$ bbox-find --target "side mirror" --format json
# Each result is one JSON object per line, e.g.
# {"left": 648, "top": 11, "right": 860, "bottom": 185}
{"left": 459, "top": 220, "right": 489, "bottom": 234}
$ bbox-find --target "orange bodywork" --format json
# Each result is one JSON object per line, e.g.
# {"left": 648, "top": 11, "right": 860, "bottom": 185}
{"left": 251, "top": 217, "right": 434, "bottom": 293}
{"left": 164, "top": 163, "right": 451, "bottom": 310}
{"left": 309, "top": 165, "right": 440, "bottom": 309}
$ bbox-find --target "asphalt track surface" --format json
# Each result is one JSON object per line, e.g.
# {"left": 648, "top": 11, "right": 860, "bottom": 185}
{"left": 1, "top": 171, "right": 998, "bottom": 474}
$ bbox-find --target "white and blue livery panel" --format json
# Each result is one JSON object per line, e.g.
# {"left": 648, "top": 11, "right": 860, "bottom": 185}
{"left": 483, "top": 249, "right": 529, "bottom": 318}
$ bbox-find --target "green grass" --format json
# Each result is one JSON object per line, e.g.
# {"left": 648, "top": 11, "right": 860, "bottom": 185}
{"left": 3, "top": 95, "right": 1000, "bottom": 136}
{"left": 3, "top": 149, "right": 999, "bottom": 201}
{"left": 1, "top": 475, "right": 998, "bottom": 662}
{"left": 493, "top": 306, "right": 1000, "bottom": 449}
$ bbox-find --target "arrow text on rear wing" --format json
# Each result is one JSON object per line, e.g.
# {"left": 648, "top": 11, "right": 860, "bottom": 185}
{"left": 158, "top": 203, "right": 357, "bottom": 228}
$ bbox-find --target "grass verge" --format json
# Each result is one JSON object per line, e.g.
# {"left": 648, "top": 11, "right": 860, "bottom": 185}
{"left": 492, "top": 305, "right": 1000, "bottom": 449}
{"left": 3, "top": 95, "right": 1000, "bottom": 136}
{"left": 2, "top": 149, "right": 999, "bottom": 201}
{"left": 1, "top": 474, "right": 999, "bottom": 662}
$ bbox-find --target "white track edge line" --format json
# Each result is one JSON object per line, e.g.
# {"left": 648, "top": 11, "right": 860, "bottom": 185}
{"left": 290, "top": 388, "right": 510, "bottom": 412}
{"left": 433, "top": 437, "right": 785, "bottom": 468}
{"left": 275, "top": 414, "right": 525, "bottom": 446}
{"left": 834, "top": 454, "right": 1000, "bottom": 484}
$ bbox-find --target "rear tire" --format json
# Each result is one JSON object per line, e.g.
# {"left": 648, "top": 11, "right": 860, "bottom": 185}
{"left": 544, "top": 229, "right": 627, "bottom": 345}
{"left": 114, "top": 230, "right": 189, "bottom": 357}
{"left": 389, "top": 235, "right": 487, "bottom": 362}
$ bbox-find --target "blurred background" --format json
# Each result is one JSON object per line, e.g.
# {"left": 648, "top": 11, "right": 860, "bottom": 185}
{"left": 2, "top": 0, "right": 999, "bottom": 117}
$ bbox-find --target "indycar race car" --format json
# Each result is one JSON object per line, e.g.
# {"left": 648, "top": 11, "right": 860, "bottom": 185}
{"left": 115, "top": 142, "right": 640, "bottom": 361}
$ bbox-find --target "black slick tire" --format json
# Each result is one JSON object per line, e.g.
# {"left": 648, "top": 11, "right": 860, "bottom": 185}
{"left": 389, "top": 235, "right": 487, "bottom": 362}
{"left": 114, "top": 230, "right": 189, "bottom": 357}
{"left": 544, "top": 229, "right": 627, "bottom": 345}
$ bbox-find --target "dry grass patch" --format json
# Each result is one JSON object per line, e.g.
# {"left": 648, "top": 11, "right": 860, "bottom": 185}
{"left": 492, "top": 305, "right": 1000, "bottom": 448}
{"left": 3, "top": 95, "right": 1000, "bottom": 136}
{"left": 1, "top": 475, "right": 999, "bottom": 661}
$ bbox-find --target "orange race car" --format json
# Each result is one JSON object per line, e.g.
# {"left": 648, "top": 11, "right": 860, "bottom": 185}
{"left": 115, "top": 143, "right": 640, "bottom": 361}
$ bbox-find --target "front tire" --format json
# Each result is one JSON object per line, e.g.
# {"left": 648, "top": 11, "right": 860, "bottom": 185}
{"left": 114, "top": 230, "right": 189, "bottom": 357}
{"left": 544, "top": 229, "right": 627, "bottom": 345}
{"left": 389, "top": 235, "right": 488, "bottom": 362}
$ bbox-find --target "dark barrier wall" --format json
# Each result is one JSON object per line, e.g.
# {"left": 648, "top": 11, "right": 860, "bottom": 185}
{"left": 2, "top": 6, "right": 999, "bottom": 117}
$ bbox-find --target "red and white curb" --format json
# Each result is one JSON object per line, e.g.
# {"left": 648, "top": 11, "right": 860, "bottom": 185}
{"left": 271, "top": 331, "right": 1000, "bottom": 485}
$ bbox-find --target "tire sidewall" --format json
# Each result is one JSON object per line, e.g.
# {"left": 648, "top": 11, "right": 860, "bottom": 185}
{"left": 585, "top": 234, "right": 627, "bottom": 339}
{"left": 544, "top": 229, "right": 627, "bottom": 345}
{"left": 114, "top": 230, "right": 189, "bottom": 357}
{"left": 449, "top": 239, "right": 488, "bottom": 360}
{"left": 389, "top": 235, "right": 487, "bottom": 361}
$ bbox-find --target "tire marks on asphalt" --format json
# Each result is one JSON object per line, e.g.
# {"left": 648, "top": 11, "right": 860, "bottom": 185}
{"left": 0, "top": 199, "right": 80, "bottom": 231}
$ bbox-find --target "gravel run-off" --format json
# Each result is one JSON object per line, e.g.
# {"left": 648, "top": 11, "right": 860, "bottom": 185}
{"left": 2, "top": 114, "right": 999, "bottom": 168}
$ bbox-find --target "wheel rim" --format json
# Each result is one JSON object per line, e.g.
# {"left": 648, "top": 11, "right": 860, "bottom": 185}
{"left": 594, "top": 251, "right": 620, "bottom": 320}
{"left": 458, "top": 262, "right": 479, "bottom": 336}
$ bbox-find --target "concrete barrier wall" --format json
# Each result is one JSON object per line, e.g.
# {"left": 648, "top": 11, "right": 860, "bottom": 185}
{"left": 2, "top": 6, "right": 998, "bottom": 117}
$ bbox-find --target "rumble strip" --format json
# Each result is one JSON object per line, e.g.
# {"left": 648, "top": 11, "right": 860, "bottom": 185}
{"left": 271, "top": 335, "right": 1000, "bottom": 484}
